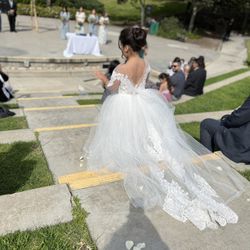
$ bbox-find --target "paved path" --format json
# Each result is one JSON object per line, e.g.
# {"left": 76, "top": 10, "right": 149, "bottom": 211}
{"left": 0, "top": 15, "right": 247, "bottom": 76}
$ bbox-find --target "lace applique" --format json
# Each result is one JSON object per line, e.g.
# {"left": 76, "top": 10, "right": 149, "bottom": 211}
{"left": 153, "top": 166, "right": 238, "bottom": 230}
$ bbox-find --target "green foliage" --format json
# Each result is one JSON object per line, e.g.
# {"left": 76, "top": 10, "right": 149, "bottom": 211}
{"left": 158, "top": 17, "right": 187, "bottom": 41}
{"left": 17, "top": 0, "right": 104, "bottom": 12}
{"left": 0, "top": 197, "right": 97, "bottom": 250}
{"left": 175, "top": 77, "right": 250, "bottom": 115}
{"left": 246, "top": 40, "right": 250, "bottom": 66}
{"left": 0, "top": 141, "right": 54, "bottom": 195}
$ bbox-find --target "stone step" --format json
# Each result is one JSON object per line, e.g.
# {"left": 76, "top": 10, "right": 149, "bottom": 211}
{"left": 25, "top": 105, "right": 98, "bottom": 129}
{"left": 175, "top": 110, "right": 233, "bottom": 123}
{"left": 0, "top": 184, "right": 72, "bottom": 236}
{"left": 0, "top": 129, "right": 36, "bottom": 144}
{"left": 38, "top": 128, "right": 91, "bottom": 180}
{"left": 74, "top": 182, "right": 250, "bottom": 250}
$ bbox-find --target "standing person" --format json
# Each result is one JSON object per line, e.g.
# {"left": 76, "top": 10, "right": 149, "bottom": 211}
{"left": 98, "top": 12, "right": 109, "bottom": 45}
{"left": 88, "top": 9, "right": 98, "bottom": 35}
{"left": 75, "top": 6, "right": 85, "bottom": 34}
{"left": 169, "top": 58, "right": 185, "bottom": 100}
{"left": 184, "top": 58, "right": 207, "bottom": 96}
{"left": 7, "top": 0, "right": 17, "bottom": 32}
{"left": 82, "top": 26, "right": 247, "bottom": 231}
{"left": 60, "top": 7, "right": 70, "bottom": 40}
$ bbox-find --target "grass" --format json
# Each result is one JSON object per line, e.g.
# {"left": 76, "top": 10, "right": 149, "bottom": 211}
{"left": 0, "top": 141, "right": 53, "bottom": 195}
{"left": 175, "top": 77, "right": 250, "bottom": 115}
{"left": 63, "top": 92, "right": 102, "bottom": 96}
{"left": 240, "top": 170, "right": 250, "bottom": 181}
{"left": 1, "top": 103, "right": 19, "bottom": 109}
{"left": 0, "top": 117, "right": 28, "bottom": 131}
{"left": 179, "top": 122, "right": 200, "bottom": 141}
{"left": 0, "top": 197, "right": 97, "bottom": 250}
{"left": 77, "top": 99, "right": 101, "bottom": 105}
{"left": 205, "top": 68, "right": 250, "bottom": 86}
{"left": 246, "top": 39, "right": 250, "bottom": 66}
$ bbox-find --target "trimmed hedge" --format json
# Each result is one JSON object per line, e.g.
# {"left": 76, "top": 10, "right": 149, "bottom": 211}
{"left": 17, "top": 0, "right": 104, "bottom": 12}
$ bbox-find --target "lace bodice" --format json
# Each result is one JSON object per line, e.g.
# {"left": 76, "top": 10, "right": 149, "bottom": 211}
{"left": 107, "top": 62, "right": 151, "bottom": 94}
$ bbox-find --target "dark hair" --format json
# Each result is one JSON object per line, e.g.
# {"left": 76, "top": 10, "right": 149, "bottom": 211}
{"left": 119, "top": 27, "right": 147, "bottom": 52}
{"left": 197, "top": 56, "right": 205, "bottom": 68}
{"left": 173, "top": 57, "right": 181, "bottom": 63}
{"left": 158, "top": 73, "right": 171, "bottom": 91}
{"left": 158, "top": 73, "right": 169, "bottom": 81}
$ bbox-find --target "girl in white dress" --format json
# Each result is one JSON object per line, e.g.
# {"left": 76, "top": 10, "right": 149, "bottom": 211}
{"left": 75, "top": 7, "right": 86, "bottom": 34}
{"left": 83, "top": 27, "right": 247, "bottom": 230}
{"left": 98, "top": 12, "right": 109, "bottom": 45}
{"left": 60, "top": 7, "right": 70, "bottom": 40}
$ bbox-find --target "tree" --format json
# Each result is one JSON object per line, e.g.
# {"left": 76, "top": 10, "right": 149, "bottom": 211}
{"left": 131, "top": 0, "right": 146, "bottom": 26}
{"left": 188, "top": 0, "right": 215, "bottom": 32}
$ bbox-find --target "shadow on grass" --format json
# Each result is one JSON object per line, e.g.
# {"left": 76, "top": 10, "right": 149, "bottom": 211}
{"left": 0, "top": 141, "right": 53, "bottom": 195}
{"left": 0, "top": 142, "right": 35, "bottom": 195}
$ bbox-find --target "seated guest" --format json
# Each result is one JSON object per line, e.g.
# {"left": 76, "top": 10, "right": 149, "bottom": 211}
{"left": 0, "top": 65, "right": 15, "bottom": 118}
{"left": 169, "top": 58, "right": 185, "bottom": 100}
{"left": 200, "top": 96, "right": 250, "bottom": 163}
{"left": 183, "top": 64, "right": 191, "bottom": 80}
{"left": 158, "top": 73, "right": 172, "bottom": 102}
{"left": 184, "top": 58, "right": 206, "bottom": 96}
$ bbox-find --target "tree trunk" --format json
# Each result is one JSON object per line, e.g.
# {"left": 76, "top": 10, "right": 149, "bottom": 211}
{"left": 140, "top": 4, "right": 145, "bottom": 27}
{"left": 46, "top": 0, "right": 51, "bottom": 7}
{"left": 188, "top": 5, "right": 197, "bottom": 33}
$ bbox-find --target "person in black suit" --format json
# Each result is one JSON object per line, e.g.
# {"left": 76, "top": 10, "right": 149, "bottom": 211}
{"left": 184, "top": 58, "right": 206, "bottom": 96}
{"left": 7, "top": 0, "right": 17, "bottom": 32}
{"left": 200, "top": 96, "right": 250, "bottom": 163}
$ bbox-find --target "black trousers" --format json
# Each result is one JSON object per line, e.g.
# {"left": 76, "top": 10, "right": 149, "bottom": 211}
{"left": 8, "top": 14, "right": 16, "bottom": 32}
{"left": 200, "top": 118, "right": 225, "bottom": 152}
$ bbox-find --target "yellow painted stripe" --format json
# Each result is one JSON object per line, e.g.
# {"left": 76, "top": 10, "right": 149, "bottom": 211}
{"left": 24, "top": 104, "right": 97, "bottom": 111}
{"left": 70, "top": 173, "right": 124, "bottom": 190}
{"left": 58, "top": 171, "right": 104, "bottom": 184}
{"left": 34, "top": 123, "right": 97, "bottom": 132}
{"left": 17, "top": 96, "right": 74, "bottom": 101}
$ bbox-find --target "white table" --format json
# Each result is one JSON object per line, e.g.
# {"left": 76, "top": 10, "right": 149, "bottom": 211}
{"left": 63, "top": 33, "right": 101, "bottom": 57}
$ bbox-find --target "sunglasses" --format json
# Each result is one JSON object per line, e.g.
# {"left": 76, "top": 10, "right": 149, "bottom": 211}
{"left": 172, "top": 65, "right": 178, "bottom": 68}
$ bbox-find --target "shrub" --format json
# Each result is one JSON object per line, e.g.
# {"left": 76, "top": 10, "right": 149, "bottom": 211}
{"left": 158, "top": 17, "right": 187, "bottom": 41}
{"left": 17, "top": 0, "right": 104, "bottom": 12}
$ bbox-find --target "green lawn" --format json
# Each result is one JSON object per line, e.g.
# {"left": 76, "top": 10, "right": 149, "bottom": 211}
{"left": 175, "top": 77, "right": 250, "bottom": 115}
{"left": 0, "top": 117, "right": 28, "bottom": 131}
{"left": 205, "top": 68, "right": 250, "bottom": 86}
{"left": 0, "top": 141, "right": 53, "bottom": 195}
{"left": 63, "top": 92, "right": 102, "bottom": 96}
{"left": 179, "top": 122, "right": 200, "bottom": 141}
{"left": 0, "top": 197, "right": 97, "bottom": 250}
{"left": 2, "top": 103, "right": 19, "bottom": 109}
{"left": 77, "top": 99, "right": 101, "bottom": 105}
{"left": 241, "top": 170, "right": 250, "bottom": 181}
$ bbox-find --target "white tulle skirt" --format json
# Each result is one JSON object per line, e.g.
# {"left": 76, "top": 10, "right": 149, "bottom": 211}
{"left": 83, "top": 89, "right": 247, "bottom": 230}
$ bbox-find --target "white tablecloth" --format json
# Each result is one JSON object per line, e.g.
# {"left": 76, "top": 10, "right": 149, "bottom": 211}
{"left": 63, "top": 33, "right": 101, "bottom": 57}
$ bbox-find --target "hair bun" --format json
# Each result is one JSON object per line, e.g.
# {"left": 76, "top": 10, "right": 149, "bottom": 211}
{"left": 132, "top": 27, "right": 147, "bottom": 45}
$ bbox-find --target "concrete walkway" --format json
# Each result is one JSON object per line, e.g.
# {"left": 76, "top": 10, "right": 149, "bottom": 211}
{"left": 0, "top": 15, "right": 247, "bottom": 76}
